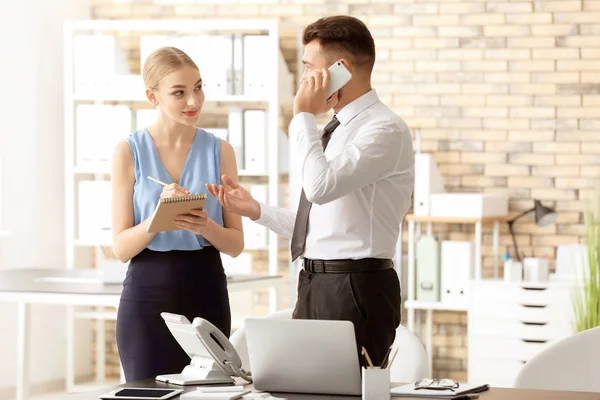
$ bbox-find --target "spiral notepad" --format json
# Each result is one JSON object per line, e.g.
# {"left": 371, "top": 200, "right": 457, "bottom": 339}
{"left": 146, "top": 194, "right": 208, "bottom": 233}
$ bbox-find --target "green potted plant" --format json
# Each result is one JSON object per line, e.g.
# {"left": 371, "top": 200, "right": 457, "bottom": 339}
{"left": 572, "top": 192, "right": 600, "bottom": 333}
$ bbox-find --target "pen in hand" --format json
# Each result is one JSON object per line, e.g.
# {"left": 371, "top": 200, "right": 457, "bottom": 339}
{"left": 148, "top": 176, "right": 190, "bottom": 195}
{"left": 148, "top": 176, "right": 168, "bottom": 187}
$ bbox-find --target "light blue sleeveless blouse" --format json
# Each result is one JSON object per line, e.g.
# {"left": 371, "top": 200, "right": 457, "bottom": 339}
{"left": 125, "top": 128, "right": 223, "bottom": 251}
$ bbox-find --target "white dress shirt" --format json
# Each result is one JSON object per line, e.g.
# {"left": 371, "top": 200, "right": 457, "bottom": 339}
{"left": 255, "top": 89, "right": 414, "bottom": 260}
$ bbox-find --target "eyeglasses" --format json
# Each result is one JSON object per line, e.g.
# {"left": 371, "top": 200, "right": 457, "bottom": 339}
{"left": 414, "top": 378, "right": 460, "bottom": 391}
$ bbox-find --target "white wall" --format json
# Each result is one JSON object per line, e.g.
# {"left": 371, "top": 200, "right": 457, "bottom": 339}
{"left": 0, "top": 0, "right": 93, "bottom": 395}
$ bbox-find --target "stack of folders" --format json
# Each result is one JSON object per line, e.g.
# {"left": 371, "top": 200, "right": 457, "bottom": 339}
{"left": 180, "top": 386, "right": 286, "bottom": 400}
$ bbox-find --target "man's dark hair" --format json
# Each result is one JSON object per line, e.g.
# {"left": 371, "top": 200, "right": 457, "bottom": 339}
{"left": 302, "top": 15, "right": 376, "bottom": 73}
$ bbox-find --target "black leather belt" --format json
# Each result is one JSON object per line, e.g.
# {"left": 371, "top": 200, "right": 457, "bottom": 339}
{"left": 302, "top": 258, "right": 393, "bottom": 273}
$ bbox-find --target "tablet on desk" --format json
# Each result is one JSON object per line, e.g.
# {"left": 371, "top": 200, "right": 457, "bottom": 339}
{"left": 99, "top": 387, "right": 183, "bottom": 400}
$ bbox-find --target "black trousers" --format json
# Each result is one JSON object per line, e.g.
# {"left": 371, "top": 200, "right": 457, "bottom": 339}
{"left": 116, "top": 246, "right": 231, "bottom": 382}
{"left": 292, "top": 264, "right": 401, "bottom": 367}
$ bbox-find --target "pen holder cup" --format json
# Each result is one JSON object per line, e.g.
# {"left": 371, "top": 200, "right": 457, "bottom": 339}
{"left": 362, "top": 367, "right": 391, "bottom": 400}
{"left": 504, "top": 260, "right": 523, "bottom": 282}
{"left": 523, "top": 257, "right": 549, "bottom": 282}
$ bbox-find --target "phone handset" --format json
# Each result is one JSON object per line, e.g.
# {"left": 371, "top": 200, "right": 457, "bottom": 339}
{"left": 158, "top": 312, "right": 252, "bottom": 385}
{"left": 192, "top": 318, "right": 252, "bottom": 382}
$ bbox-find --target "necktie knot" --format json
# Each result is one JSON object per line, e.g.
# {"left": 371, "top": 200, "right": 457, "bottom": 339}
{"left": 321, "top": 115, "right": 340, "bottom": 150}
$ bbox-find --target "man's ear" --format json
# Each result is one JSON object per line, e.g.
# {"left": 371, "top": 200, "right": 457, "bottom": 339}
{"left": 338, "top": 58, "right": 352, "bottom": 72}
{"left": 336, "top": 57, "right": 357, "bottom": 81}
{"left": 146, "top": 88, "right": 158, "bottom": 106}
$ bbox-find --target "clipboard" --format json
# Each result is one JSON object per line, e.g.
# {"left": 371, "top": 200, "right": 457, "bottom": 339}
{"left": 146, "top": 193, "right": 208, "bottom": 233}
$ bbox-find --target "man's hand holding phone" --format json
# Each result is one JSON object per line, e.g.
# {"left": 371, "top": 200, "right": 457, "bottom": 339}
{"left": 294, "top": 68, "right": 339, "bottom": 116}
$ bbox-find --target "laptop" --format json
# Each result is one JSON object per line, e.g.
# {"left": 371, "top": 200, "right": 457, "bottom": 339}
{"left": 245, "top": 318, "right": 362, "bottom": 396}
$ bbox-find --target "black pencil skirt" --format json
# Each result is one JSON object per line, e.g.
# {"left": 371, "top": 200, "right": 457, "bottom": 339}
{"left": 116, "top": 246, "right": 231, "bottom": 382}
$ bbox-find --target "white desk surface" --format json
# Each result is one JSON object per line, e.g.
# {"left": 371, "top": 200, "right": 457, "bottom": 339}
{"left": 62, "top": 378, "right": 600, "bottom": 400}
{"left": 0, "top": 267, "right": 283, "bottom": 305}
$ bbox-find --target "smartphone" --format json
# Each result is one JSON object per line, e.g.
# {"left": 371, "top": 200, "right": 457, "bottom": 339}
{"left": 327, "top": 60, "right": 352, "bottom": 98}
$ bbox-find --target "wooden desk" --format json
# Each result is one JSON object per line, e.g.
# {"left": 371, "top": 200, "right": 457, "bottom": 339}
{"left": 63, "top": 378, "right": 600, "bottom": 399}
{"left": 0, "top": 268, "right": 284, "bottom": 400}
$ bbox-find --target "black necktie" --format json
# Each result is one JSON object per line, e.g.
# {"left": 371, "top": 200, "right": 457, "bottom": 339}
{"left": 290, "top": 116, "right": 340, "bottom": 262}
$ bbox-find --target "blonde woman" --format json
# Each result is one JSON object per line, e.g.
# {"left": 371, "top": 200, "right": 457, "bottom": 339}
{"left": 111, "top": 47, "right": 243, "bottom": 381}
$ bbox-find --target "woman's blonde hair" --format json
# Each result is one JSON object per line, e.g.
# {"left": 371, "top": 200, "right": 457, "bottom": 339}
{"left": 142, "top": 46, "right": 199, "bottom": 89}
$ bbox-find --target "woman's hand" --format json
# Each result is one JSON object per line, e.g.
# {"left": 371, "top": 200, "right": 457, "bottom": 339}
{"left": 206, "top": 174, "right": 261, "bottom": 220}
{"left": 160, "top": 183, "right": 190, "bottom": 198}
{"left": 173, "top": 209, "right": 213, "bottom": 236}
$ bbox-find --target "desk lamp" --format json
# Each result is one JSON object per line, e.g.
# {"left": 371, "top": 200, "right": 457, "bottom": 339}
{"left": 508, "top": 200, "right": 557, "bottom": 262}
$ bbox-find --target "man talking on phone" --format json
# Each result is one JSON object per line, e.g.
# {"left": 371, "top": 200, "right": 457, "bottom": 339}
{"left": 207, "top": 15, "right": 414, "bottom": 366}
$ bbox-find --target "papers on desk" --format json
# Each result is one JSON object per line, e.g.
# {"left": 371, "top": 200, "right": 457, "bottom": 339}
{"left": 243, "top": 393, "right": 285, "bottom": 400}
{"left": 181, "top": 388, "right": 286, "bottom": 400}
{"left": 181, "top": 390, "right": 250, "bottom": 400}
{"left": 391, "top": 383, "right": 489, "bottom": 398}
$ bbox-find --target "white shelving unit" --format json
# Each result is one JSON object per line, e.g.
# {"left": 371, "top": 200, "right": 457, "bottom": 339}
{"left": 404, "top": 214, "right": 503, "bottom": 376}
{"left": 63, "top": 19, "right": 293, "bottom": 392}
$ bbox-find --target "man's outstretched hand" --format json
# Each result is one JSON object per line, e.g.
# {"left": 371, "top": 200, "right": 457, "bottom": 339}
{"left": 206, "top": 174, "right": 261, "bottom": 220}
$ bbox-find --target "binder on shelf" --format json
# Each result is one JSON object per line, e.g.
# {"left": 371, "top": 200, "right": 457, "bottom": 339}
{"left": 228, "top": 109, "right": 245, "bottom": 169}
{"left": 76, "top": 104, "right": 132, "bottom": 167}
{"left": 204, "top": 35, "right": 233, "bottom": 97}
{"left": 416, "top": 235, "right": 440, "bottom": 302}
{"left": 226, "top": 110, "right": 288, "bottom": 176}
{"left": 440, "top": 240, "right": 474, "bottom": 308}
{"left": 413, "top": 153, "right": 445, "bottom": 216}
{"left": 242, "top": 35, "right": 270, "bottom": 97}
{"left": 183, "top": 35, "right": 231, "bottom": 97}
{"left": 243, "top": 110, "right": 267, "bottom": 174}
{"left": 232, "top": 34, "right": 244, "bottom": 95}
{"left": 73, "top": 34, "right": 133, "bottom": 98}
{"left": 73, "top": 34, "right": 116, "bottom": 95}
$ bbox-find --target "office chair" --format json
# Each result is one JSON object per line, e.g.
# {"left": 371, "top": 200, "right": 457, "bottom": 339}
{"left": 389, "top": 324, "right": 429, "bottom": 383}
{"left": 230, "top": 309, "right": 429, "bottom": 383}
{"left": 513, "top": 326, "right": 600, "bottom": 392}
{"left": 229, "top": 308, "right": 293, "bottom": 372}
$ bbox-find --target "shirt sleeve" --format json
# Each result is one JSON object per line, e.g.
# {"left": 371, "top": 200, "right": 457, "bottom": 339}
{"left": 291, "top": 112, "right": 412, "bottom": 205}
{"left": 253, "top": 202, "right": 296, "bottom": 240}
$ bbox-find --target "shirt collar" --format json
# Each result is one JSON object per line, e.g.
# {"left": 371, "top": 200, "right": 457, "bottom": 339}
{"left": 335, "top": 89, "right": 379, "bottom": 127}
